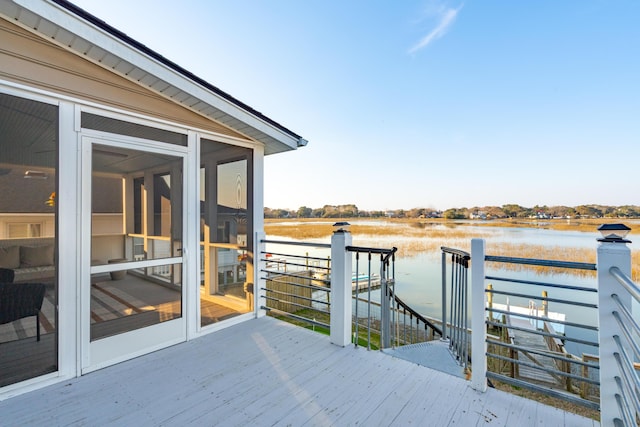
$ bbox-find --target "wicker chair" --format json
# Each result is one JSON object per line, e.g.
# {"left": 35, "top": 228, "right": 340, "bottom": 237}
{"left": 0, "top": 282, "right": 46, "bottom": 341}
{"left": 0, "top": 268, "right": 15, "bottom": 283}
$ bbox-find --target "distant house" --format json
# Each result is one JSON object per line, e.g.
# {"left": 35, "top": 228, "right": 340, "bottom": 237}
{"left": 470, "top": 211, "right": 487, "bottom": 220}
{"left": 0, "top": 0, "right": 306, "bottom": 397}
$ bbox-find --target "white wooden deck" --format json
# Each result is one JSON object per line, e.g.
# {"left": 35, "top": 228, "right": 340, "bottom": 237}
{"left": 1, "top": 317, "right": 599, "bottom": 426}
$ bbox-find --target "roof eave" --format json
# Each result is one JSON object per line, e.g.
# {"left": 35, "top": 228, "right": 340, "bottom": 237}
{"left": 1, "top": 0, "right": 306, "bottom": 155}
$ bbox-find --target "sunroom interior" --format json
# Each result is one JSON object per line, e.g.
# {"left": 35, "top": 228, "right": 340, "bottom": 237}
{"left": 0, "top": 91, "right": 255, "bottom": 387}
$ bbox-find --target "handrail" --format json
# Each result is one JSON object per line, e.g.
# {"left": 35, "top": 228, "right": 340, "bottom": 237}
{"left": 609, "top": 266, "right": 640, "bottom": 303}
{"left": 346, "top": 245, "right": 396, "bottom": 256}
{"left": 393, "top": 293, "right": 442, "bottom": 337}
{"left": 441, "top": 246, "right": 470, "bottom": 260}
{"left": 262, "top": 238, "right": 331, "bottom": 249}
{"left": 485, "top": 255, "right": 597, "bottom": 271}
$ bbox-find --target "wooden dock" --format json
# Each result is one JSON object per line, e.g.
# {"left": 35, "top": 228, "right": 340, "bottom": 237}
{"left": 507, "top": 316, "right": 560, "bottom": 384}
{"left": 0, "top": 317, "right": 598, "bottom": 426}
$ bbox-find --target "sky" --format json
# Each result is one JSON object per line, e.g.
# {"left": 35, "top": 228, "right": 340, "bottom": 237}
{"left": 70, "top": 0, "right": 640, "bottom": 211}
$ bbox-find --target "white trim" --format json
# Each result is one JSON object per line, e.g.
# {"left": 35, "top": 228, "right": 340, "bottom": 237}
{"left": 253, "top": 146, "right": 265, "bottom": 317}
{"left": 90, "top": 258, "right": 182, "bottom": 275}
{"left": 79, "top": 104, "right": 190, "bottom": 137}
{"left": 79, "top": 136, "right": 92, "bottom": 371}
{"left": 85, "top": 322, "right": 186, "bottom": 374}
{"left": 79, "top": 129, "right": 189, "bottom": 156}
{"left": 186, "top": 130, "right": 199, "bottom": 340}
{"left": 58, "top": 99, "right": 78, "bottom": 381}
{"left": 0, "top": 81, "right": 60, "bottom": 106}
{"left": 193, "top": 312, "right": 255, "bottom": 337}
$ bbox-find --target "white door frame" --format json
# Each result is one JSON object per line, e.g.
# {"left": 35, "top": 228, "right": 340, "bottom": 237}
{"left": 79, "top": 133, "right": 189, "bottom": 373}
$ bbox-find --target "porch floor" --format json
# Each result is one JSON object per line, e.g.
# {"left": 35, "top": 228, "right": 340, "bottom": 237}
{"left": 1, "top": 317, "right": 599, "bottom": 426}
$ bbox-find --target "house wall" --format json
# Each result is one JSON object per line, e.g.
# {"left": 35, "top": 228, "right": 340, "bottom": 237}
{"left": 0, "top": 11, "right": 271, "bottom": 400}
{"left": 0, "top": 19, "right": 249, "bottom": 142}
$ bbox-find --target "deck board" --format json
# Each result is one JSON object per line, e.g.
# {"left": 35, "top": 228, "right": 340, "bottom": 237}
{"left": 0, "top": 316, "right": 598, "bottom": 426}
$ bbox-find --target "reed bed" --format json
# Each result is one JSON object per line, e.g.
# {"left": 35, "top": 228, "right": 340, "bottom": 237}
{"left": 265, "top": 219, "right": 640, "bottom": 280}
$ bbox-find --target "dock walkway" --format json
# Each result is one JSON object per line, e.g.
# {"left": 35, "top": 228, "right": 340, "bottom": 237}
{"left": 1, "top": 317, "right": 598, "bottom": 426}
{"left": 508, "top": 316, "right": 560, "bottom": 384}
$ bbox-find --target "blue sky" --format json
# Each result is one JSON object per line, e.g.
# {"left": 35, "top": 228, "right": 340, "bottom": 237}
{"left": 71, "top": 0, "right": 639, "bottom": 211}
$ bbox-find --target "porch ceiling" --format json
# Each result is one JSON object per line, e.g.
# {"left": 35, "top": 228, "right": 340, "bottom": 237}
{"left": 0, "top": 0, "right": 307, "bottom": 155}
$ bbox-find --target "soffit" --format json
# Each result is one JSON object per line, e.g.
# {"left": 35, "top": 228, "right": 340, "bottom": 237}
{"left": 0, "top": 0, "right": 307, "bottom": 155}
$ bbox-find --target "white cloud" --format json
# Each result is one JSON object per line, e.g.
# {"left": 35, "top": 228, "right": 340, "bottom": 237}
{"left": 408, "top": 4, "right": 463, "bottom": 54}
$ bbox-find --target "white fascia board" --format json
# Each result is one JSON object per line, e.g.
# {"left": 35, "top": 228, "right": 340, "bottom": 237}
{"left": 7, "top": 0, "right": 301, "bottom": 152}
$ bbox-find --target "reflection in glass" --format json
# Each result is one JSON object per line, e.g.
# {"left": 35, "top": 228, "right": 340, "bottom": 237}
{"left": 199, "top": 139, "right": 253, "bottom": 326}
{"left": 0, "top": 93, "right": 58, "bottom": 387}
{"left": 90, "top": 144, "right": 182, "bottom": 340}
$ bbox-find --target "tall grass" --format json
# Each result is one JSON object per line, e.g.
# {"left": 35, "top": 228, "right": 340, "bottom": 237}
{"left": 265, "top": 218, "right": 640, "bottom": 281}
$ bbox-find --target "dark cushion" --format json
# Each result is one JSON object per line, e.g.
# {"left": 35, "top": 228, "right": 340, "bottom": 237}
{"left": 0, "top": 246, "right": 20, "bottom": 269}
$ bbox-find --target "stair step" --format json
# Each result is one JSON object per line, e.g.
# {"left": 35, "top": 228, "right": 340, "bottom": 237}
{"left": 382, "top": 341, "right": 467, "bottom": 379}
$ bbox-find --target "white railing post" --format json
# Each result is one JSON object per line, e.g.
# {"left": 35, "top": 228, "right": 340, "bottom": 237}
{"left": 597, "top": 235, "right": 632, "bottom": 425}
{"left": 330, "top": 223, "right": 353, "bottom": 347}
{"left": 471, "top": 238, "right": 487, "bottom": 392}
{"left": 256, "top": 231, "right": 267, "bottom": 318}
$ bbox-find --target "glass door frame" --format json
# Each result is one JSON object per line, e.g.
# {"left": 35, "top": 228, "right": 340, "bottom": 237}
{"left": 79, "top": 133, "right": 189, "bottom": 373}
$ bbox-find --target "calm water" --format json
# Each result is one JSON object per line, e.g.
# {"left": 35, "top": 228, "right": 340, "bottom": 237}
{"left": 266, "top": 221, "right": 639, "bottom": 356}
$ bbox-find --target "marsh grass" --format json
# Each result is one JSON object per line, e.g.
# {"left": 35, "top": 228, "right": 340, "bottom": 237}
{"left": 265, "top": 218, "right": 640, "bottom": 280}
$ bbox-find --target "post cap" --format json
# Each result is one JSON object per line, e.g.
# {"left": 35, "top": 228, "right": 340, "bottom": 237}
{"left": 597, "top": 223, "right": 631, "bottom": 243}
{"left": 333, "top": 222, "right": 351, "bottom": 233}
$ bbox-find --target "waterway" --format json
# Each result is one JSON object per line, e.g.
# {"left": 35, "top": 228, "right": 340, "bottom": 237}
{"left": 265, "top": 220, "right": 639, "bottom": 356}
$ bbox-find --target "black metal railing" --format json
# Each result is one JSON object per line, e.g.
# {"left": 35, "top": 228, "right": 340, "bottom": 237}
{"left": 441, "top": 247, "right": 471, "bottom": 369}
{"left": 347, "top": 246, "right": 397, "bottom": 349}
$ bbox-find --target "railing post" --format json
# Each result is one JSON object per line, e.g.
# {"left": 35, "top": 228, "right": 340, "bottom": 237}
{"left": 470, "top": 238, "right": 487, "bottom": 392}
{"left": 256, "top": 231, "right": 267, "bottom": 318}
{"left": 330, "top": 223, "right": 352, "bottom": 347}
{"left": 441, "top": 250, "right": 447, "bottom": 341}
{"left": 596, "top": 233, "right": 632, "bottom": 425}
{"left": 380, "top": 257, "right": 390, "bottom": 349}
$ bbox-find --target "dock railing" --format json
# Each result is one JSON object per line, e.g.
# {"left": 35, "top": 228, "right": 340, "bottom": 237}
{"left": 470, "top": 227, "right": 640, "bottom": 425}
{"left": 470, "top": 238, "right": 600, "bottom": 410}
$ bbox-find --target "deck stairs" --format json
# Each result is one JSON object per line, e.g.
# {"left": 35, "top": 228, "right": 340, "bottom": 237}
{"left": 382, "top": 340, "right": 467, "bottom": 379}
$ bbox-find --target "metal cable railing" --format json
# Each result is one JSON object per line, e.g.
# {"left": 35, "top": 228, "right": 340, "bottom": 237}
{"left": 259, "top": 239, "right": 439, "bottom": 350}
{"left": 483, "top": 254, "right": 600, "bottom": 410}
{"left": 608, "top": 266, "right": 640, "bottom": 425}
{"left": 259, "top": 239, "right": 332, "bottom": 330}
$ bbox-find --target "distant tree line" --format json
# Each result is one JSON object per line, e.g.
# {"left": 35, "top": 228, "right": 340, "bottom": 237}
{"left": 264, "top": 204, "right": 640, "bottom": 219}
